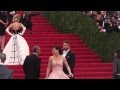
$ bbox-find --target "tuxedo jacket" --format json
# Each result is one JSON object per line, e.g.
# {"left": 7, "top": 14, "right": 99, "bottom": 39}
{"left": 0, "top": 65, "right": 13, "bottom": 79}
{"left": 23, "top": 54, "right": 41, "bottom": 79}
{"left": 63, "top": 50, "right": 75, "bottom": 75}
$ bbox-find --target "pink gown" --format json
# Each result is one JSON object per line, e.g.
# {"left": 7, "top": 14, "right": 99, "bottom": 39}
{"left": 48, "top": 61, "right": 70, "bottom": 79}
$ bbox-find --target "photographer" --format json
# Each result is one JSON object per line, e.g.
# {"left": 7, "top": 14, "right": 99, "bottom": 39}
{"left": 111, "top": 16, "right": 119, "bottom": 32}
{"left": 100, "top": 17, "right": 112, "bottom": 33}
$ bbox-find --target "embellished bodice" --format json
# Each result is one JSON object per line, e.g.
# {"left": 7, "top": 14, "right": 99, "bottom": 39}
{"left": 12, "top": 29, "right": 21, "bottom": 34}
{"left": 51, "top": 61, "right": 63, "bottom": 72}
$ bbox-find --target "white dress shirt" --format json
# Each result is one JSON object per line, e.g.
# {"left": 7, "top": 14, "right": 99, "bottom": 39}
{"left": 62, "top": 49, "right": 70, "bottom": 58}
{"left": 33, "top": 53, "right": 38, "bottom": 56}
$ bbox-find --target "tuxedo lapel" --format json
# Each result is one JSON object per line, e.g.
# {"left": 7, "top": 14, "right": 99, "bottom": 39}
{"left": 65, "top": 51, "right": 71, "bottom": 60}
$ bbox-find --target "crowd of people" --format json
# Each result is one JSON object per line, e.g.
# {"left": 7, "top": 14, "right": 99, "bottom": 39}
{"left": 83, "top": 11, "right": 120, "bottom": 33}
{"left": 0, "top": 11, "right": 33, "bottom": 51}
{"left": 0, "top": 11, "right": 76, "bottom": 79}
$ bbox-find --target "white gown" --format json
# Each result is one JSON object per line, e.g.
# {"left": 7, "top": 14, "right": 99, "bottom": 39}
{"left": 3, "top": 33, "right": 30, "bottom": 65}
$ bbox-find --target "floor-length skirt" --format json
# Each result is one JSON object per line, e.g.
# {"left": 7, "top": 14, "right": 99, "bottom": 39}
{"left": 3, "top": 34, "right": 30, "bottom": 65}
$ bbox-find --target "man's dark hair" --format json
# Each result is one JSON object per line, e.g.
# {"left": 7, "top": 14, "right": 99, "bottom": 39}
{"left": 63, "top": 40, "right": 70, "bottom": 45}
{"left": 52, "top": 46, "right": 63, "bottom": 55}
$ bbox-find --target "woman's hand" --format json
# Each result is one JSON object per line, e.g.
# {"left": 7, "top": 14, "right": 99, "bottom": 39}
{"left": 19, "top": 33, "right": 23, "bottom": 36}
{"left": 69, "top": 73, "right": 73, "bottom": 78}
{"left": 9, "top": 33, "right": 13, "bottom": 36}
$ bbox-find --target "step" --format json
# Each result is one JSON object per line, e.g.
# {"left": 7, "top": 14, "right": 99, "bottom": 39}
{"left": 28, "top": 37, "right": 80, "bottom": 40}
{"left": 74, "top": 63, "right": 113, "bottom": 68}
{"left": 75, "top": 55, "right": 100, "bottom": 59}
{"left": 13, "top": 69, "right": 47, "bottom": 74}
{"left": 33, "top": 21, "right": 51, "bottom": 26}
{"left": 12, "top": 72, "right": 114, "bottom": 79}
{"left": 31, "top": 16, "right": 47, "bottom": 21}
{"left": 41, "top": 54, "right": 99, "bottom": 59}
{"left": 5, "top": 32, "right": 61, "bottom": 37}
{"left": 13, "top": 74, "right": 25, "bottom": 79}
{"left": 29, "top": 49, "right": 92, "bottom": 53}
{"left": 5, "top": 32, "right": 63, "bottom": 36}
{"left": 75, "top": 59, "right": 101, "bottom": 63}
{"left": 25, "top": 41, "right": 83, "bottom": 44}
{"left": 12, "top": 71, "right": 113, "bottom": 79}
{"left": 13, "top": 67, "right": 113, "bottom": 74}
{"left": 13, "top": 75, "right": 113, "bottom": 79}
{"left": 75, "top": 76, "right": 113, "bottom": 79}
{"left": 40, "top": 59, "right": 101, "bottom": 64}
{"left": 40, "top": 55, "right": 100, "bottom": 59}
{"left": 29, "top": 48, "right": 93, "bottom": 53}
{"left": 24, "top": 34, "right": 78, "bottom": 37}
{"left": 31, "top": 17, "right": 46, "bottom": 20}
{"left": 30, "top": 29, "right": 57, "bottom": 32}
{"left": 74, "top": 67, "right": 113, "bottom": 72}
{"left": 74, "top": 72, "right": 113, "bottom": 77}
{"left": 25, "top": 35, "right": 78, "bottom": 38}
{"left": 13, "top": 74, "right": 45, "bottom": 79}
{"left": 32, "top": 26, "right": 55, "bottom": 29}
{"left": 5, "top": 37, "right": 81, "bottom": 42}
{"left": 31, "top": 32, "right": 60, "bottom": 34}
{"left": 31, "top": 28, "right": 57, "bottom": 31}
{"left": 5, "top": 38, "right": 81, "bottom": 42}
{"left": 29, "top": 46, "right": 89, "bottom": 49}
{"left": 28, "top": 44, "right": 88, "bottom": 48}
{"left": 7, "top": 65, "right": 22, "bottom": 69}
{"left": 27, "top": 59, "right": 101, "bottom": 63}
{"left": 40, "top": 63, "right": 113, "bottom": 69}
{"left": 12, "top": 67, "right": 113, "bottom": 74}
{"left": 32, "top": 20, "right": 49, "bottom": 23}
{"left": 38, "top": 51, "right": 95, "bottom": 56}
{"left": 31, "top": 18, "right": 48, "bottom": 23}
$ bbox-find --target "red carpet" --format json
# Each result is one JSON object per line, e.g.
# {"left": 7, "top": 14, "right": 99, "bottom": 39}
{"left": 6, "top": 13, "right": 113, "bottom": 79}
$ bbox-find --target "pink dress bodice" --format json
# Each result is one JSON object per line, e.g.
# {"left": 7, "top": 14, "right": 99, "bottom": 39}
{"left": 47, "top": 60, "right": 69, "bottom": 79}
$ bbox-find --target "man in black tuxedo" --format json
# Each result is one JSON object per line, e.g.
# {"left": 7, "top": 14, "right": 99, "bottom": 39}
{"left": 21, "top": 11, "right": 32, "bottom": 34}
{"left": 0, "top": 52, "right": 13, "bottom": 79}
{"left": 23, "top": 46, "right": 41, "bottom": 79}
{"left": 62, "top": 40, "right": 75, "bottom": 79}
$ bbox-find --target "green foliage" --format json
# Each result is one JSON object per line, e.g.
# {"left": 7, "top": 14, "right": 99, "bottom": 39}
{"left": 43, "top": 11, "right": 120, "bottom": 62}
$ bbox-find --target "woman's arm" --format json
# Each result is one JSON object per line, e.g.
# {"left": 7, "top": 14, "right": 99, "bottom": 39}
{"left": 0, "top": 19, "right": 7, "bottom": 25}
{"left": 19, "top": 23, "right": 26, "bottom": 35}
{"left": 6, "top": 24, "right": 13, "bottom": 36}
{"left": 63, "top": 57, "right": 73, "bottom": 77}
{"left": 45, "top": 56, "right": 52, "bottom": 79}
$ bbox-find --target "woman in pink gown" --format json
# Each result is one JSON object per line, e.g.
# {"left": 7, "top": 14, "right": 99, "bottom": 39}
{"left": 45, "top": 46, "right": 73, "bottom": 79}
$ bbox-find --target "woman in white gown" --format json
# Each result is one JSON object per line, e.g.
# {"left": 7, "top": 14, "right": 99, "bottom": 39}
{"left": 3, "top": 14, "right": 30, "bottom": 65}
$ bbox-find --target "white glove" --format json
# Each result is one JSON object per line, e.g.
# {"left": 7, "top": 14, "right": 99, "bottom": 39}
{"left": 69, "top": 73, "right": 73, "bottom": 78}
{"left": 19, "top": 33, "right": 23, "bottom": 36}
{"left": 9, "top": 33, "right": 13, "bottom": 36}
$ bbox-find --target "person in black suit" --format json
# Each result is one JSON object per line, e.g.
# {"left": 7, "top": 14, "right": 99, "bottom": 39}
{"left": 113, "top": 49, "right": 120, "bottom": 79}
{"left": 0, "top": 11, "right": 8, "bottom": 51}
{"left": 62, "top": 40, "right": 75, "bottom": 79}
{"left": 23, "top": 46, "right": 41, "bottom": 79}
{"left": 21, "top": 11, "right": 32, "bottom": 34}
{"left": 0, "top": 52, "right": 13, "bottom": 79}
